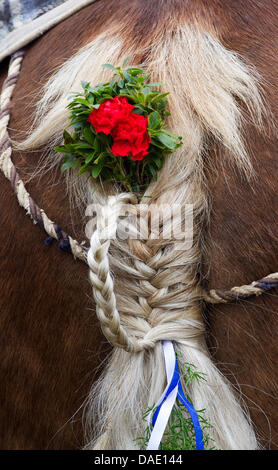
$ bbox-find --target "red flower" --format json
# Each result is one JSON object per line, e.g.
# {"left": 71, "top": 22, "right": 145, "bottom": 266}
{"left": 88, "top": 96, "right": 134, "bottom": 135}
{"left": 111, "top": 114, "right": 151, "bottom": 161}
{"left": 88, "top": 96, "right": 151, "bottom": 161}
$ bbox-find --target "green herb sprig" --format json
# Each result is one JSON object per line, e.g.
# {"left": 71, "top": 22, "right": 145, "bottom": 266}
{"left": 54, "top": 60, "right": 182, "bottom": 194}
{"left": 135, "top": 362, "right": 216, "bottom": 451}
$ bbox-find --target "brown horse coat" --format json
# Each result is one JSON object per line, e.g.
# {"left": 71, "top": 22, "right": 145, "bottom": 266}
{"left": 0, "top": 0, "right": 278, "bottom": 449}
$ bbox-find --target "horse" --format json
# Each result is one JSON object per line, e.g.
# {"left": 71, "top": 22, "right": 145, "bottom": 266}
{"left": 1, "top": 0, "right": 278, "bottom": 450}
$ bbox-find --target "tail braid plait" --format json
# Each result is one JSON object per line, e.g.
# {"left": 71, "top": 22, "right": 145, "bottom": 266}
{"left": 87, "top": 193, "right": 148, "bottom": 352}
{"left": 88, "top": 194, "right": 205, "bottom": 354}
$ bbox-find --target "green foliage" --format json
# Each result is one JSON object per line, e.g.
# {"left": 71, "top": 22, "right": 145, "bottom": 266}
{"left": 135, "top": 361, "right": 216, "bottom": 451}
{"left": 55, "top": 60, "right": 182, "bottom": 194}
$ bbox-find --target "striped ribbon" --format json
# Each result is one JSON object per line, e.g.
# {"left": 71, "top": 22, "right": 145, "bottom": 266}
{"left": 146, "top": 340, "right": 204, "bottom": 450}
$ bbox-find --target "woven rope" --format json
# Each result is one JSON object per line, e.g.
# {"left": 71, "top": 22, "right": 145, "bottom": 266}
{"left": 0, "top": 51, "right": 87, "bottom": 263}
{"left": 204, "top": 272, "right": 278, "bottom": 304}
{"left": 1, "top": 51, "right": 278, "bottom": 307}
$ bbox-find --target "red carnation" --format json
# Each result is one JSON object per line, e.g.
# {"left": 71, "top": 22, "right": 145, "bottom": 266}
{"left": 88, "top": 96, "right": 134, "bottom": 135}
{"left": 111, "top": 113, "right": 151, "bottom": 161}
{"left": 88, "top": 96, "right": 151, "bottom": 161}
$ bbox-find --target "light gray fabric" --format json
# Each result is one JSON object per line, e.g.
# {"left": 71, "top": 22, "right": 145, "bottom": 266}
{"left": 0, "top": 0, "right": 96, "bottom": 62}
{"left": 0, "top": 0, "right": 65, "bottom": 39}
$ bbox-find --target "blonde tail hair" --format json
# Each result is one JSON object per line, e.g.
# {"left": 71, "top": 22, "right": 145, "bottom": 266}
{"left": 19, "top": 23, "right": 265, "bottom": 449}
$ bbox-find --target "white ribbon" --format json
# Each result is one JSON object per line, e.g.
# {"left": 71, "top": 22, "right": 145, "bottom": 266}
{"left": 146, "top": 340, "right": 178, "bottom": 450}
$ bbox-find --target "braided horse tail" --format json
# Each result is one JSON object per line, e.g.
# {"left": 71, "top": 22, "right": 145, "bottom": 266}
{"left": 19, "top": 13, "right": 265, "bottom": 449}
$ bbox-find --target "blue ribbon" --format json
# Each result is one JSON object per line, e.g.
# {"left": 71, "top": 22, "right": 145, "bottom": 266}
{"left": 152, "top": 345, "right": 204, "bottom": 450}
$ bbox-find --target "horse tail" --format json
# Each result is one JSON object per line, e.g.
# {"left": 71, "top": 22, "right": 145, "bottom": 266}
{"left": 83, "top": 25, "right": 264, "bottom": 450}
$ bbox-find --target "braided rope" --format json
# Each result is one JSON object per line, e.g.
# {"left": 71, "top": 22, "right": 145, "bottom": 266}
{"left": 1, "top": 51, "right": 278, "bottom": 307}
{"left": 204, "top": 272, "right": 278, "bottom": 304}
{"left": 0, "top": 51, "right": 87, "bottom": 263}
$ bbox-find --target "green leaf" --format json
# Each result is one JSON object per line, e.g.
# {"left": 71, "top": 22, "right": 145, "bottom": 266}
{"left": 85, "top": 152, "right": 96, "bottom": 164}
{"left": 148, "top": 164, "right": 157, "bottom": 180}
{"left": 72, "top": 161, "right": 79, "bottom": 169}
{"left": 162, "top": 129, "right": 182, "bottom": 139}
{"left": 122, "top": 57, "right": 130, "bottom": 67}
{"left": 150, "top": 140, "right": 165, "bottom": 149}
{"left": 70, "top": 117, "right": 89, "bottom": 127}
{"left": 54, "top": 144, "right": 75, "bottom": 153}
{"left": 151, "top": 92, "right": 169, "bottom": 104}
{"left": 99, "top": 95, "right": 113, "bottom": 102}
{"left": 74, "top": 142, "right": 94, "bottom": 150}
{"left": 81, "top": 81, "right": 89, "bottom": 89}
{"left": 102, "top": 63, "right": 117, "bottom": 70}
{"left": 109, "top": 76, "right": 117, "bottom": 87}
{"left": 118, "top": 91, "right": 137, "bottom": 102}
{"left": 123, "top": 71, "right": 132, "bottom": 82}
{"left": 88, "top": 95, "right": 95, "bottom": 105}
{"left": 54, "top": 146, "right": 67, "bottom": 153}
{"left": 61, "top": 159, "right": 76, "bottom": 172}
{"left": 74, "top": 98, "right": 90, "bottom": 106}
{"left": 151, "top": 154, "right": 163, "bottom": 169}
{"left": 94, "top": 151, "right": 110, "bottom": 164}
{"left": 93, "top": 138, "right": 101, "bottom": 153}
{"left": 92, "top": 160, "right": 105, "bottom": 178}
{"left": 126, "top": 67, "right": 145, "bottom": 74}
{"left": 82, "top": 127, "right": 95, "bottom": 145}
{"left": 157, "top": 132, "right": 177, "bottom": 149}
{"left": 148, "top": 111, "right": 161, "bottom": 130}
{"left": 142, "top": 87, "right": 150, "bottom": 97}
{"left": 133, "top": 104, "right": 146, "bottom": 115}
{"left": 156, "top": 99, "right": 167, "bottom": 112}
{"left": 63, "top": 130, "right": 73, "bottom": 144}
{"left": 78, "top": 164, "right": 90, "bottom": 175}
